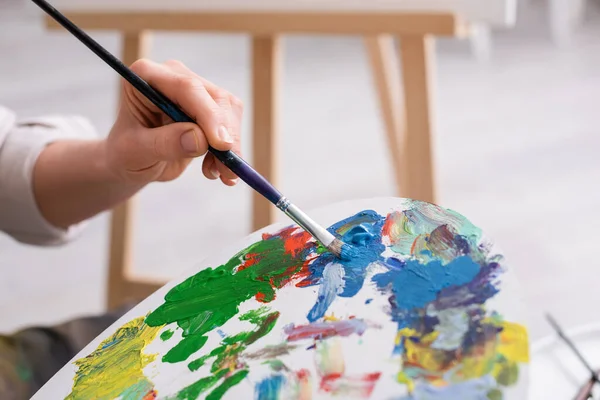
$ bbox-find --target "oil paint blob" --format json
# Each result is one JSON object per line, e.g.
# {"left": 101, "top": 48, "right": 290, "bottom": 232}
{"left": 45, "top": 199, "right": 529, "bottom": 400}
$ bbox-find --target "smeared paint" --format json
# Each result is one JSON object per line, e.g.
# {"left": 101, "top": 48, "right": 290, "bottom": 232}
{"left": 180, "top": 307, "right": 279, "bottom": 397}
{"left": 65, "top": 200, "right": 529, "bottom": 400}
{"left": 255, "top": 374, "right": 286, "bottom": 400}
{"left": 315, "top": 339, "right": 381, "bottom": 397}
{"left": 66, "top": 316, "right": 161, "bottom": 400}
{"left": 372, "top": 256, "right": 481, "bottom": 314}
{"left": 244, "top": 343, "right": 298, "bottom": 360}
{"left": 284, "top": 318, "right": 373, "bottom": 341}
{"left": 400, "top": 374, "right": 498, "bottom": 400}
{"left": 428, "top": 308, "right": 469, "bottom": 350}
{"left": 306, "top": 262, "right": 345, "bottom": 323}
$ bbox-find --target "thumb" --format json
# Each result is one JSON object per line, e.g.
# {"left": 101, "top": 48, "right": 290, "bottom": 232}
{"left": 143, "top": 122, "right": 209, "bottom": 161}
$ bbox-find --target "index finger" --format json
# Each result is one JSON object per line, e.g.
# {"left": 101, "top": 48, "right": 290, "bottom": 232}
{"left": 129, "top": 59, "right": 234, "bottom": 151}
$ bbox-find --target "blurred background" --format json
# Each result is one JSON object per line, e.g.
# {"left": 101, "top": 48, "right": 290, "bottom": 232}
{"left": 0, "top": 0, "right": 599, "bottom": 346}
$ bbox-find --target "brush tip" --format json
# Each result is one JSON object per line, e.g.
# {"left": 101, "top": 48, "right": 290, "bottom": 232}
{"left": 327, "top": 238, "right": 357, "bottom": 260}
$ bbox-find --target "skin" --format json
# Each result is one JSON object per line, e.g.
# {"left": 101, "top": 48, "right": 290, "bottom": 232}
{"left": 32, "top": 59, "right": 243, "bottom": 230}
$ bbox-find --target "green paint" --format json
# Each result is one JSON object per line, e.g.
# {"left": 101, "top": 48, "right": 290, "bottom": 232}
{"left": 487, "top": 388, "right": 503, "bottom": 400}
{"left": 162, "top": 334, "right": 208, "bottom": 363}
{"left": 188, "top": 354, "right": 210, "bottom": 372}
{"left": 206, "top": 370, "right": 249, "bottom": 400}
{"left": 180, "top": 308, "right": 280, "bottom": 399}
{"left": 173, "top": 370, "right": 227, "bottom": 400}
{"left": 263, "top": 359, "right": 286, "bottom": 371}
{"left": 160, "top": 329, "right": 174, "bottom": 341}
{"left": 223, "top": 308, "right": 279, "bottom": 346}
{"left": 145, "top": 234, "right": 307, "bottom": 366}
{"left": 496, "top": 360, "right": 519, "bottom": 387}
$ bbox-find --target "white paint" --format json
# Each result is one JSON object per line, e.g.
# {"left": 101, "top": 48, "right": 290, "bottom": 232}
{"left": 428, "top": 306, "right": 470, "bottom": 350}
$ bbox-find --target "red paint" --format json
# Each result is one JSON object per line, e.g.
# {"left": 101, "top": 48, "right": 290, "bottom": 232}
{"left": 255, "top": 292, "right": 267, "bottom": 303}
{"left": 296, "top": 369, "right": 311, "bottom": 381}
{"left": 320, "top": 372, "right": 381, "bottom": 396}
{"left": 237, "top": 252, "right": 261, "bottom": 272}
{"left": 285, "top": 319, "right": 369, "bottom": 342}
{"left": 320, "top": 373, "right": 343, "bottom": 391}
{"left": 284, "top": 230, "right": 314, "bottom": 257}
{"left": 295, "top": 256, "right": 319, "bottom": 287}
{"left": 382, "top": 213, "right": 396, "bottom": 239}
{"left": 142, "top": 390, "right": 158, "bottom": 400}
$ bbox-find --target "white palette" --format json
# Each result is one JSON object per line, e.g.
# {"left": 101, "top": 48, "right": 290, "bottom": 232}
{"left": 33, "top": 197, "right": 530, "bottom": 399}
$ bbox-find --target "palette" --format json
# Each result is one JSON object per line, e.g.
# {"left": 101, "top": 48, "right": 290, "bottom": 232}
{"left": 32, "top": 197, "right": 530, "bottom": 399}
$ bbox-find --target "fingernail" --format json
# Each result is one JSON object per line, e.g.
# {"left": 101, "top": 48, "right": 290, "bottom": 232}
{"left": 218, "top": 126, "right": 234, "bottom": 144}
{"left": 181, "top": 130, "right": 199, "bottom": 153}
{"left": 209, "top": 164, "right": 220, "bottom": 179}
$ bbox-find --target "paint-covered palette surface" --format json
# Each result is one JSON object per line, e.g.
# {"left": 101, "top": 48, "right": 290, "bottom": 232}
{"left": 34, "top": 198, "right": 529, "bottom": 400}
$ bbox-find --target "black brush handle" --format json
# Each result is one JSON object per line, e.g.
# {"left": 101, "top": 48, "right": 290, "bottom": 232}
{"left": 32, "top": 0, "right": 284, "bottom": 206}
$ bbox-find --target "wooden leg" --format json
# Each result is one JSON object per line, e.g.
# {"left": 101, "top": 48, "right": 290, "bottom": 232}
{"left": 364, "top": 35, "right": 407, "bottom": 196}
{"left": 251, "top": 35, "right": 281, "bottom": 231}
{"left": 397, "top": 35, "right": 437, "bottom": 204}
{"left": 106, "top": 31, "right": 151, "bottom": 311}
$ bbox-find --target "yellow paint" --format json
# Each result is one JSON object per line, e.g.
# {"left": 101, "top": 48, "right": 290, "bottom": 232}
{"left": 397, "top": 371, "right": 415, "bottom": 392}
{"left": 458, "top": 339, "right": 496, "bottom": 379}
{"left": 396, "top": 318, "right": 529, "bottom": 394}
{"left": 67, "top": 316, "right": 162, "bottom": 400}
{"left": 497, "top": 321, "right": 529, "bottom": 363}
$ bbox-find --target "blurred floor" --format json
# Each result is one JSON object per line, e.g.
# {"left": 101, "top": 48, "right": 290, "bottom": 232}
{"left": 1, "top": 0, "right": 599, "bottom": 343}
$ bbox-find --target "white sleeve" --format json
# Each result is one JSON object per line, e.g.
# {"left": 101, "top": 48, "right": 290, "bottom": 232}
{"left": 0, "top": 105, "right": 99, "bottom": 246}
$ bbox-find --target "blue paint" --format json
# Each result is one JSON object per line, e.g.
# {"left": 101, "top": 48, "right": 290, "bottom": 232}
{"left": 307, "top": 263, "right": 344, "bottom": 322}
{"left": 254, "top": 374, "right": 286, "bottom": 400}
{"left": 398, "top": 374, "right": 497, "bottom": 400}
{"left": 433, "top": 261, "right": 501, "bottom": 310}
{"left": 372, "top": 256, "right": 481, "bottom": 324}
{"left": 302, "top": 211, "right": 387, "bottom": 322}
{"left": 365, "top": 298, "right": 373, "bottom": 304}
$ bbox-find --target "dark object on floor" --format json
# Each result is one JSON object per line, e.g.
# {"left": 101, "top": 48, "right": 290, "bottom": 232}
{"left": 0, "top": 302, "right": 135, "bottom": 400}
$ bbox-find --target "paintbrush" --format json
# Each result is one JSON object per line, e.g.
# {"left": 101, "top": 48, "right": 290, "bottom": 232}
{"left": 32, "top": 0, "right": 353, "bottom": 259}
{"left": 546, "top": 314, "right": 600, "bottom": 386}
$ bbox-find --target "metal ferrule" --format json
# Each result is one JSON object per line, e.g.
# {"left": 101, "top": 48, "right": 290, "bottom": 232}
{"left": 276, "top": 197, "right": 291, "bottom": 212}
{"left": 284, "top": 203, "right": 336, "bottom": 247}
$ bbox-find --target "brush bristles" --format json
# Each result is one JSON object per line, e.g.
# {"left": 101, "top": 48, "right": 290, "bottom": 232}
{"left": 327, "top": 238, "right": 344, "bottom": 258}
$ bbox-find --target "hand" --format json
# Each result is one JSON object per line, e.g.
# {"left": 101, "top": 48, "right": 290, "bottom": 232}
{"left": 105, "top": 59, "right": 243, "bottom": 186}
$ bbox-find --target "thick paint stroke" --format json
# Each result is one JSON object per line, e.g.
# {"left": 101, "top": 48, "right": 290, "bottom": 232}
{"left": 372, "top": 256, "right": 481, "bottom": 320}
{"left": 304, "top": 210, "right": 386, "bottom": 321}
{"left": 66, "top": 316, "right": 161, "bottom": 400}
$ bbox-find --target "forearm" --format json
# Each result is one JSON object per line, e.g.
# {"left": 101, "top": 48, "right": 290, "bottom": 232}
{"left": 33, "top": 139, "right": 144, "bottom": 229}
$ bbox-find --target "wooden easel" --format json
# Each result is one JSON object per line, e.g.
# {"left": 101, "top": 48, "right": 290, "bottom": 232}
{"left": 45, "top": 11, "right": 466, "bottom": 310}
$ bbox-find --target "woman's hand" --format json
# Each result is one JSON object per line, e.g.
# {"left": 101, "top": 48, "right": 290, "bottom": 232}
{"left": 106, "top": 58, "right": 243, "bottom": 186}
{"left": 32, "top": 59, "right": 243, "bottom": 230}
